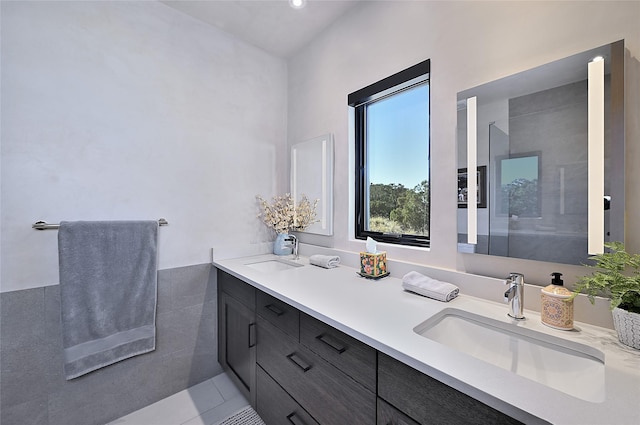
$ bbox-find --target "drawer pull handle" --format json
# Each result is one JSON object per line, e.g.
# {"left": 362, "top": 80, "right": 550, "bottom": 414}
{"left": 265, "top": 303, "right": 284, "bottom": 317}
{"left": 316, "top": 333, "right": 346, "bottom": 354}
{"left": 248, "top": 322, "right": 256, "bottom": 348}
{"left": 286, "top": 353, "right": 312, "bottom": 372}
{"left": 287, "top": 412, "right": 307, "bottom": 425}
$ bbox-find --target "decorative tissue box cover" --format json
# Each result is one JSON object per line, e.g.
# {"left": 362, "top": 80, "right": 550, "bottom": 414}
{"left": 360, "top": 251, "right": 387, "bottom": 277}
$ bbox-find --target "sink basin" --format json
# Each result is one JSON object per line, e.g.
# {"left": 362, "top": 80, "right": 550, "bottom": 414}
{"left": 414, "top": 308, "right": 605, "bottom": 402}
{"left": 244, "top": 259, "right": 303, "bottom": 273}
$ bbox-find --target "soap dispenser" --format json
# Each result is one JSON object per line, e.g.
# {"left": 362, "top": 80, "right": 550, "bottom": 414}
{"left": 541, "top": 272, "right": 574, "bottom": 330}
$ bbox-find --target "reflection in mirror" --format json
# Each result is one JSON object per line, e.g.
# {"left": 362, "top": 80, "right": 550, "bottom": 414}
{"left": 496, "top": 152, "right": 541, "bottom": 218}
{"left": 457, "top": 40, "right": 624, "bottom": 265}
{"left": 291, "top": 134, "right": 334, "bottom": 236}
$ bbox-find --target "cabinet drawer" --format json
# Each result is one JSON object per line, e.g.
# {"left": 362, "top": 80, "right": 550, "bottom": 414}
{"left": 257, "top": 319, "right": 376, "bottom": 425}
{"left": 378, "top": 353, "right": 523, "bottom": 425}
{"left": 218, "top": 269, "right": 255, "bottom": 310}
{"left": 377, "top": 398, "right": 420, "bottom": 425}
{"left": 257, "top": 291, "right": 299, "bottom": 339}
{"left": 300, "top": 313, "right": 376, "bottom": 392}
{"left": 256, "top": 365, "right": 319, "bottom": 425}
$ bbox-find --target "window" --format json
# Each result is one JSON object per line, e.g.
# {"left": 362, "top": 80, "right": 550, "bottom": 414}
{"left": 348, "top": 60, "right": 430, "bottom": 247}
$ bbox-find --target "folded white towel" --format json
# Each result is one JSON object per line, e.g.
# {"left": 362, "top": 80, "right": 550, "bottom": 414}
{"left": 401, "top": 271, "right": 459, "bottom": 302}
{"left": 309, "top": 254, "right": 340, "bottom": 269}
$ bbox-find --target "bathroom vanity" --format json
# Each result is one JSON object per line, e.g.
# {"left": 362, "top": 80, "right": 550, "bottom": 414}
{"left": 214, "top": 255, "right": 640, "bottom": 425}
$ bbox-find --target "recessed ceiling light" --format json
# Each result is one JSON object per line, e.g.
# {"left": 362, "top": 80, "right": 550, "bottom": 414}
{"left": 289, "top": 0, "right": 306, "bottom": 10}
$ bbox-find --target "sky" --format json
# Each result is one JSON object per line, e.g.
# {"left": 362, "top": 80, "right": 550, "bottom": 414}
{"left": 367, "top": 83, "right": 430, "bottom": 189}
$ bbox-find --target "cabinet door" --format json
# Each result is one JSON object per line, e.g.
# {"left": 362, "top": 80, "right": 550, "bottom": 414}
{"left": 378, "top": 353, "right": 523, "bottom": 425}
{"left": 219, "top": 290, "right": 256, "bottom": 406}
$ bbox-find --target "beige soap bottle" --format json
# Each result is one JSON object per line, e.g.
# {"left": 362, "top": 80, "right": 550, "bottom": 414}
{"left": 541, "top": 272, "right": 574, "bottom": 330}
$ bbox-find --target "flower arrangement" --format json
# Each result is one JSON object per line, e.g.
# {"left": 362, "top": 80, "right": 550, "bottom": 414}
{"left": 257, "top": 193, "right": 319, "bottom": 234}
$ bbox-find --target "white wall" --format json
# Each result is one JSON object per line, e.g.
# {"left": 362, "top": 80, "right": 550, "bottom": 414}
{"left": 0, "top": 1, "right": 288, "bottom": 292}
{"left": 288, "top": 0, "right": 640, "bottom": 286}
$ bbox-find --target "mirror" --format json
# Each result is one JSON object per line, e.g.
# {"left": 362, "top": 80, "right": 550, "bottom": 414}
{"left": 457, "top": 40, "right": 625, "bottom": 265}
{"left": 291, "top": 134, "right": 334, "bottom": 236}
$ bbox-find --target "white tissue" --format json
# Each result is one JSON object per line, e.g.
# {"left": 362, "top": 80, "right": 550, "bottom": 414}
{"left": 366, "top": 237, "right": 377, "bottom": 254}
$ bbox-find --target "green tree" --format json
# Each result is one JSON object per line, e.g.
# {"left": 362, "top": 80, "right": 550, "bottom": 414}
{"left": 501, "top": 178, "right": 538, "bottom": 217}
{"left": 369, "top": 183, "right": 408, "bottom": 218}
{"left": 390, "top": 180, "right": 430, "bottom": 236}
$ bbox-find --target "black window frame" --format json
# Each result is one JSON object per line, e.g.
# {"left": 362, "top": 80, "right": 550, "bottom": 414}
{"left": 348, "top": 59, "right": 431, "bottom": 248}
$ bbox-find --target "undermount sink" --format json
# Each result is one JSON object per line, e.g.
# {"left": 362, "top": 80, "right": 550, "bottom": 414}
{"left": 244, "top": 258, "right": 304, "bottom": 273}
{"left": 414, "top": 308, "right": 605, "bottom": 402}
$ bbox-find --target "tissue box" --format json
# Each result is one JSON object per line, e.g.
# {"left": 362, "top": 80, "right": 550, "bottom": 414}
{"left": 359, "top": 251, "right": 387, "bottom": 277}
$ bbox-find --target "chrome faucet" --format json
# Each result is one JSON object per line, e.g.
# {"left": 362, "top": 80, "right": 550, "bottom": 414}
{"left": 285, "top": 234, "right": 299, "bottom": 260}
{"left": 504, "top": 273, "right": 525, "bottom": 320}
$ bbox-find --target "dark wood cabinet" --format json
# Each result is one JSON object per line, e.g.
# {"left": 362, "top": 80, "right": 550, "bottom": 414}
{"left": 257, "top": 318, "right": 375, "bottom": 425}
{"left": 256, "top": 365, "right": 319, "bottom": 425}
{"left": 377, "top": 397, "right": 421, "bottom": 425}
{"left": 378, "top": 353, "right": 523, "bottom": 425}
{"left": 217, "top": 270, "right": 256, "bottom": 406}
{"left": 216, "top": 269, "right": 532, "bottom": 425}
{"left": 300, "top": 313, "right": 376, "bottom": 393}
{"left": 257, "top": 290, "right": 300, "bottom": 339}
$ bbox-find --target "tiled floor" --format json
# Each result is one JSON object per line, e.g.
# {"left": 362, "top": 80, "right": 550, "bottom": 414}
{"left": 108, "top": 373, "right": 250, "bottom": 425}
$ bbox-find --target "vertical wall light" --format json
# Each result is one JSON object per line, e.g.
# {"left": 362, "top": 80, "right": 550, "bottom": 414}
{"left": 321, "top": 139, "right": 327, "bottom": 230}
{"left": 467, "top": 96, "right": 478, "bottom": 245}
{"left": 588, "top": 56, "right": 605, "bottom": 254}
{"left": 291, "top": 147, "right": 298, "bottom": 228}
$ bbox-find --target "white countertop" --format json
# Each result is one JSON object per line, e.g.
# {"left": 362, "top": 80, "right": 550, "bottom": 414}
{"left": 213, "top": 254, "right": 640, "bottom": 425}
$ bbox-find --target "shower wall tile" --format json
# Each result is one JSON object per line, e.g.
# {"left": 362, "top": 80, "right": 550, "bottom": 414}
{"left": 168, "top": 346, "right": 222, "bottom": 395}
{"left": 47, "top": 351, "right": 175, "bottom": 425}
{"left": 162, "top": 263, "right": 217, "bottom": 310}
{"left": 195, "top": 300, "right": 217, "bottom": 354}
{"left": 0, "top": 288, "right": 49, "bottom": 409}
{"left": 157, "top": 301, "right": 206, "bottom": 356}
{"left": 44, "top": 285, "right": 65, "bottom": 393}
{"left": 0, "top": 397, "right": 49, "bottom": 425}
{"left": 156, "top": 275, "right": 173, "bottom": 315}
{"left": 0, "top": 263, "right": 218, "bottom": 425}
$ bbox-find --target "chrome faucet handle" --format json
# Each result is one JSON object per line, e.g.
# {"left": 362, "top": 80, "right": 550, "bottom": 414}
{"left": 504, "top": 272, "right": 525, "bottom": 320}
{"left": 285, "top": 234, "right": 299, "bottom": 259}
{"left": 506, "top": 272, "right": 524, "bottom": 285}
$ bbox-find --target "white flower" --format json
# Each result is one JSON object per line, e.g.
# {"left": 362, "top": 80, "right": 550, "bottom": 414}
{"left": 257, "top": 193, "right": 319, "bottom": 234}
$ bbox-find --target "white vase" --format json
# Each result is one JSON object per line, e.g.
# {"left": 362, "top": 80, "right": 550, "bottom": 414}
{"left": 273, "top": 233, "right": 293, "bottom": 256}
{"left": 612, "top": 307, "right": 640, "bottom": 350}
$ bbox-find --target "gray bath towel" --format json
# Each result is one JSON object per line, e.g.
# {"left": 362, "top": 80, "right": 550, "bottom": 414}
{"left": 58, "top": 221, "right": 158, "bottom": 380}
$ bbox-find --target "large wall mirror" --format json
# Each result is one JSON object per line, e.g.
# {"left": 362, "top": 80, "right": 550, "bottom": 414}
{"left": 291, "top": 134, "right": 334, "bottom": 236}
{"left": 457, "top": 40, "right": 625, "bottom": 265}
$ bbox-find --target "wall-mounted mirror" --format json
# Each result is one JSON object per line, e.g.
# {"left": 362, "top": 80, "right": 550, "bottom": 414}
{"left": 291, "top": 134, "right": 334, "bottom": 236}
{"left": 457, "top": 40, "right": 625, "bottom": 265}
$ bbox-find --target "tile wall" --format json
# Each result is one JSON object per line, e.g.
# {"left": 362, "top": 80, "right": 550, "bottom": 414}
{"left": 0, "top": 263, "right": 221, "bottom": 425}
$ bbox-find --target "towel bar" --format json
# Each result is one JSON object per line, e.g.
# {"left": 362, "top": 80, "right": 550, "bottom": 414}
{"left": 32, "top": 218, "right": 169, "bottom": 230}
